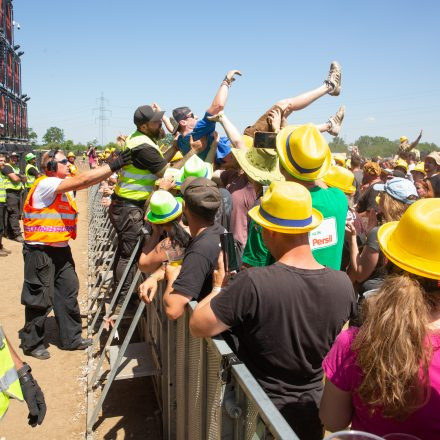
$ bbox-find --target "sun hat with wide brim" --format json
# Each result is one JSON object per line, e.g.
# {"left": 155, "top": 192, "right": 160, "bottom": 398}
{"left": 377, "top": 198, "right": 440, "bottom": 280}
{"left": 276, "top": 124, "right": 332, "bottom": 181}
{"left": 146, "top": 190, "right": 183, "bottom": 224}
{"left": 231, "top": 146, "right": 284, "bottom": 185}
{"left": 248, "top": 181, "right": 323, "bottom": 234}
{"left": 323, "top": 165, "right": 356, "bottom": 194}
{"left": 181, "top": 154, "right": 213, "bottom": 180}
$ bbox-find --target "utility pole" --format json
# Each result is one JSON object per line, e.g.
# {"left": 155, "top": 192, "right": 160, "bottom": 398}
{"left": 93, "top": 92, "right": 111, "bottom": 147}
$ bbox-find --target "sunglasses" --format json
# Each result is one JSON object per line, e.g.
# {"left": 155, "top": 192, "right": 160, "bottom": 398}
{"left": 57, "top": 159, "right": 69, "bottom": 165}
{"left": 184, "top": 113, "right": 195, "bottom": 119}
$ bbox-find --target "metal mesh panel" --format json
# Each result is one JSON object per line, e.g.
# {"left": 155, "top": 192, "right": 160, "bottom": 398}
{"left": 175, "top": 315, "right": 186, "bottom": 439}
{"left": 205, "top": 345, "right": 223, "bottom": 440}
{"left": 244, "top": 396, "right": 259, "bottom": 440}
{"left": 187, "top": 334, "right": 204, "bottom": 440}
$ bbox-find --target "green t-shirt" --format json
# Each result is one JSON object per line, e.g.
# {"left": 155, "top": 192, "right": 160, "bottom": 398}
{"left": 242, "top": 187, "right": 348, "bottom": 270}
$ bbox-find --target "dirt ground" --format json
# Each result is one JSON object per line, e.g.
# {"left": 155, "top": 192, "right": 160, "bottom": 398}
{"left": 0, "top": 188, "right": 160, "bottom": 439}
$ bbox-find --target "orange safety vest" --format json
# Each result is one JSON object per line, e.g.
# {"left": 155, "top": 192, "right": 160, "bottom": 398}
{"left": 23, "top": 176, "right": 78, "bottom": 243}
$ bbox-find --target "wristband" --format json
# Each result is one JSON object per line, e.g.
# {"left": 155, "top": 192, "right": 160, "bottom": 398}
{"left": 212, "top": 286, "right": 222, "bottom": 294}
{"left": 17, "top": 362, "right": 32, "bottom": 379}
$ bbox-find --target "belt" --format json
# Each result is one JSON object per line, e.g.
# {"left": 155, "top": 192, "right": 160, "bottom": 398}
{"left": 111, "top": 194, "right": 145, "bottom": 208}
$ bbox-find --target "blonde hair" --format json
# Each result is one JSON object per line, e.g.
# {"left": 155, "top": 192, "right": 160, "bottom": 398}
{"left": 379, "top": 192, "right": 410, "bottom": 222}
{"left": 353, "top": 274, "right": 439, "bottom": 419}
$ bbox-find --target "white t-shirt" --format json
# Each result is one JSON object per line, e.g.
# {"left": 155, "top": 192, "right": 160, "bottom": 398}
{"left": 26, "top": 177, "right": 69, "bottom": 247}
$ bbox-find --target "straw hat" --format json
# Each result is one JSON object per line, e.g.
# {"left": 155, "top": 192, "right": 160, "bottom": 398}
{"left": 231, "top": 147, "right": 284, "bottom": 185}
{"left": 276, "top": 124, "right": 331, "bottom": 181}
{"left": 146, "top": 190, "right": 183, "bottom": 224}
{"left": 181, "top": 155, "right": 213, "bottom": 180}
{"left": 242, "top": 135, "right": 254, "bottom": 149}
{"left": 248, "top": 181, "right": 322, "bottom": 234}
{"left": 323, "top": 165, "right": 356, "bottom": 194}
{"left": 377, "top": 198, "right": 440, "bottom": 279}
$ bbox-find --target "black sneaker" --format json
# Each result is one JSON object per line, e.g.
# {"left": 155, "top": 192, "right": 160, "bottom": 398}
{"left": 68, "top": 337, "right": 93, "bottom": 350}
{"left": 24, "top": 347, "right": 51, "bottom": 360}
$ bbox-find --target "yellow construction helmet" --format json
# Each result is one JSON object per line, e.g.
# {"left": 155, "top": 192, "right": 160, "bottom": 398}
{"left": 400, "top": 136, "right": 408, "bottom": 143}
{"left": 67, "top": 152, "right": 75, "bottom": 158}
{"left": 395, "top": 158, "right": 408, "bottom": 172}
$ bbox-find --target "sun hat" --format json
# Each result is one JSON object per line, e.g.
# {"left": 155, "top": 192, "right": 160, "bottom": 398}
{"left": 323, "top": 165, "right": 356, "bottom": 194}
{"left": 25, "top": 152, "right": 36, "bottom": 162}
{"left": 180, "top": 177, "right": 221, "bottom": 211}
{"left": 231, "top": 146, "right": 284, "bottom": 185}
{"left": 248, "top": 181, "right": 323, "bottom": 234}
{"left": 377, "top": 198, "right": 440, "bottom": 279}
{"left": 146, "top": 190, "right": 183, "bottom": 224}
{"left": 373, "top": 177, "right": 418, "bottom": 205}
{"left": 333, "top": 154, "right": 346, "bottom": 167}
{"left": 410, "top": 162, "right": 426, "bottom": 176}
{"left": 276, "top": 124, "right": 331, "bottom": 181}
{"left": 242, "top": 135, "right": 254, "bottom": 149}
{"left": 155, "top": 167, "right": 183, "bottom": 189}
{"left": 67, "top": 152, "right": 75, "bottom": 158}
{"left": 426, "top": 151, "right": 440, "bottom": 166}
{"left": 400, "top": 136, "right": 408, "bottom": 143}
{"left": 181, "top": 155, "right": 213, "bottom": 180}
{"left": 394, "top": 158, "right": 408, "bottom": 172}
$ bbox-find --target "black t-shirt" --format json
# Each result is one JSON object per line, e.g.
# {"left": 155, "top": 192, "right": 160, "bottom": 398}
{"left": 172, "top": 223, "right": 225, "bottom": 301}
{"left": 1, "top": 165, "right": 15, "bottom": 176}
{"left": 211, "top": 263, "right": 357, "bottom": 408}
{"left": 356, "top": 184, "right": 379, "bottom": 213}
{"left": 131, "top": 144, "right": 168, "bottom": 175}
{"left": 27, "top": 167, "right": 40, "bottom": 177}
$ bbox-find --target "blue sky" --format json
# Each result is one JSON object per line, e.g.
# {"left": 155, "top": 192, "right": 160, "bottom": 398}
{"left": 13, "top": 0, "right": 440, "bottom": 146}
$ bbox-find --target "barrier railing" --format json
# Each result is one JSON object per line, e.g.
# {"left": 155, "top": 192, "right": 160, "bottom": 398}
{"left": 86, "top": 185, "right": 298, "bottom": 439}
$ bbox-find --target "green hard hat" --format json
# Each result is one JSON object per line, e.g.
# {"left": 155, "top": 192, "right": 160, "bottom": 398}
{"left": 25, "top": 152, "right": 36, "bottom": 162}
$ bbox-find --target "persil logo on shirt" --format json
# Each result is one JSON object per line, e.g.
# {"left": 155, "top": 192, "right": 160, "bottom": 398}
{"left": 309, "top": 217, "right": 338, "bottom": 250}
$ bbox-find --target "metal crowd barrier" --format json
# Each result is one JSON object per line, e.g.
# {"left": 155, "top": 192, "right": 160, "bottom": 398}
{"left": 85, "top": 185, "right": 298, "bottom": 439}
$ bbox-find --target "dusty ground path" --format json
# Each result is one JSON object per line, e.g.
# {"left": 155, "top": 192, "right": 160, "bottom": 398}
{"left": 0, "top": 187, "right": 159, "bottom": 439}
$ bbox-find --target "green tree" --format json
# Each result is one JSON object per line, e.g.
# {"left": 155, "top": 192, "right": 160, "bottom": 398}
{"left": 42, "top": 127, "right": 65, "bottom": 145}
{"left": 328, "top": 136, "right": 347, "bottom": 153}
{"left": 62, "top": 139, "right": 75, "bottom": 151}
{"left": 28, "top": 127, "right": 38, "bottom": 145}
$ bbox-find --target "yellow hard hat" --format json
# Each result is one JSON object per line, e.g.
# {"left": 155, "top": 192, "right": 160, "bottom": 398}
{"left": 411, "top": 162, "right": 426, "bottom": 176}
{"left": 276, "top": 124, "right": 331, "bottom": 181}
{"left": 104, "top": 148, "right": 110, "bottom": 153}
{"left": 395, "top": 158, "right": 408, "bottom": 172}
{"left": 323, "top": 165, "right": 356, "bottom": 195}
{"left": 248, "top": 181, "right": 323, "bottom": 234}
{"left": 110, "top": 147, "right": 116, "bottom": 153}
{"left": 400, "top": 136, "right": 408, "bottom": 143}
{"left": 67, "top": 152, "right": 75, "bottom": 158}
{"left": 378, "top": 199, "right": 440, "bottom": 279}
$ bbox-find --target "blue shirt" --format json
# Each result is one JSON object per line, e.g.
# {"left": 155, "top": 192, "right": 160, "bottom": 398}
{"left": 177, "top": 112, "right": 231, "bottom": 163}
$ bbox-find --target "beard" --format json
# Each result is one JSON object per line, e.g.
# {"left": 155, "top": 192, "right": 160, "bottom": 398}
{"left": 146, "top": 125, "right": 165, "bottom": 140}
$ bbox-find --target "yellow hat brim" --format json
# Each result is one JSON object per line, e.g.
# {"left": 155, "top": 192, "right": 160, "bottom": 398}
{"left": 231, "top": 148, "right": 284, "bottom": 184}
{"left": 324, "top": 179, "right": 356, "bottom": 195}
{"left": 248, "top": 205, "right": 323, "bottom": 234}
{"left": 276, "top": 125, "right": 332, "bottom": 181}
{"left": 378, "top": 222, "right": 440, "bottom": 280}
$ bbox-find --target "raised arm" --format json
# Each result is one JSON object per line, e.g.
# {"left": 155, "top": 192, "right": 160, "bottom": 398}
{"left": 206, "top": 70, "right": 242, "bottom": 115}
{"left": 409, "top": 129, "right": 423, "bottom": 150}
{"left": 207, "top": 111, "right": 247, "bottom": 150}
{"left": 151, "top": 102, "right": 175, "bottom": 133}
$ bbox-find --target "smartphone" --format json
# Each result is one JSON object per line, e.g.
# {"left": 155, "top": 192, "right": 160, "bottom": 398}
{"left": 219, "top": 232, "right": 239, "bottom": 272}
{"left": 253, "top": 131, "right": 277, "bottom": 149}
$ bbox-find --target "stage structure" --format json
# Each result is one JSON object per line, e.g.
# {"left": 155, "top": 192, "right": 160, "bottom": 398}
{"left": 0, "top": 0, "right": 30, "bottom": 154}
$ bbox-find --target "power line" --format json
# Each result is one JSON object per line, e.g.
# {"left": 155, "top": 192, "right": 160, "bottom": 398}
{"left": 93, "top": 92, "right": 111, "bottom": 146}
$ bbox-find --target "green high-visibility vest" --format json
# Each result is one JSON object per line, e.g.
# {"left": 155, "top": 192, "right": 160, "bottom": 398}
{"left": 114, "top": 131, "right": 163, "bottom": 201}
{"left": 3, "top": 164, "right": 23, "bottom": 191}
{"left": 0, "top": 175, "right": 6, "bottom": 203}
{"left": 25, "top": 164, "right": 39, "bottom": 188}
{"left": 0, "top": 326, "right": 24, "bottom": 420}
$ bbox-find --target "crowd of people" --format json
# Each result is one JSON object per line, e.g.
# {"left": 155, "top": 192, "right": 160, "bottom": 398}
{"left": 1, "top": 61, "right": 439, "bottom": 438}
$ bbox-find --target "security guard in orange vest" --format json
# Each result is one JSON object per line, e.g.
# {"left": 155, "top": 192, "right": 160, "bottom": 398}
{"left": 0, "top": 324, "right": 46, "bottom": 426}
{"left": 18, "top": 148, "right": 131, "bottom": 359}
